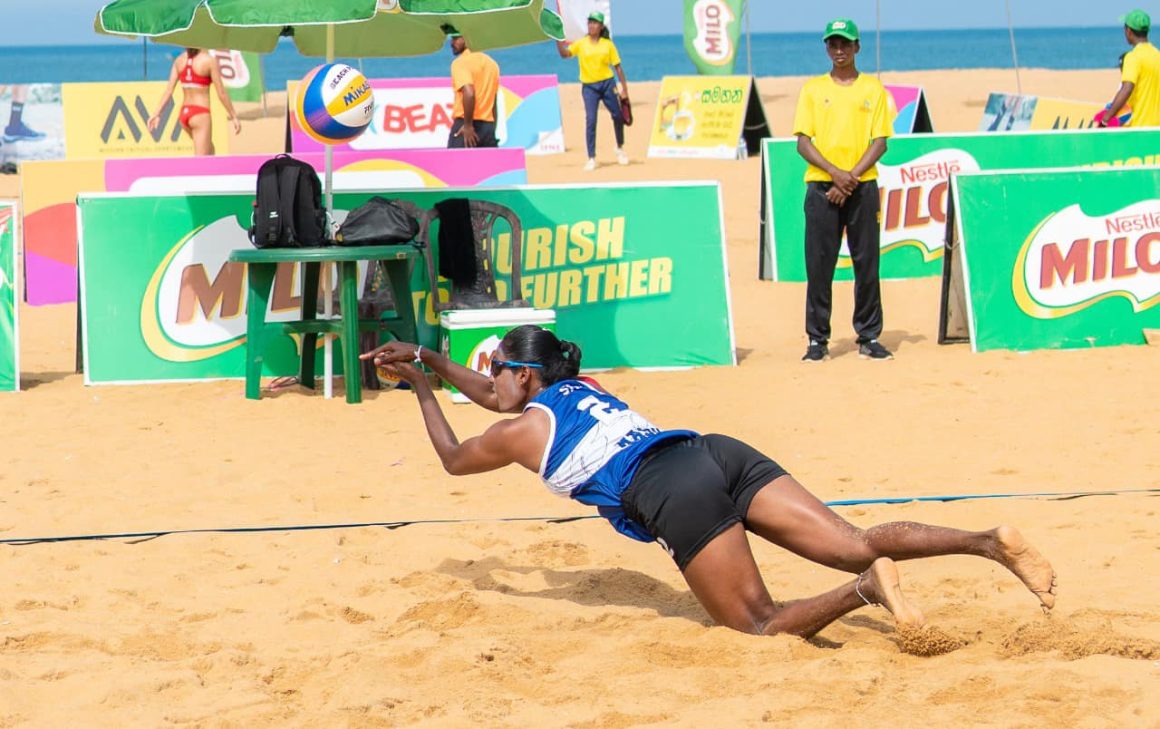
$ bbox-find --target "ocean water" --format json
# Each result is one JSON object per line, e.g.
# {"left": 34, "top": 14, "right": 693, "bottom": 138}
{"left": 0, "top": 26, "right": 1126, "bottom": 87}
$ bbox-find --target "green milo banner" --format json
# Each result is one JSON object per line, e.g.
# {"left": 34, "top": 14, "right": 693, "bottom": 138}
{"left": 683, "top": 0, "right": 745, "bottom": 76}
{"left": 944, "top": 167, "right": 1160, "bottom": 351}
{"left": 78, "top": 183, "right": 733, "bottom": 384}
{"left": 0, "top": 202, "right": 18, "bottom": 392}
{"left": 760, "top": 128, "right": 1160, "bottom": 282}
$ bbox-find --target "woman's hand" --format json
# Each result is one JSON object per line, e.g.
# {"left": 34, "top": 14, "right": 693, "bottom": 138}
{"left": 378, "top": 361, "right": 426, "bottom": 387}
{"left": 147, "top": 115, "right": 161, "bottom": 132}
{"left": 360, "top": 340, "right": 420, "bottom": 367}
{"left": 231, "top": 117, "right": 241, "bottom": 134}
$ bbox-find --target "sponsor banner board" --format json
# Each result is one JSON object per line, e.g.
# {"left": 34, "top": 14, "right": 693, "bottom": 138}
{"left": 683, "top": 0, "right": 744, "bottom": 76}
{"left": 759, "top": 128, "right": 1160, "bottom": 281}
{"left": 61, "top": 81, "right": 232, "bottom": 159}
{"left": 212, "top": 50, "right": 264, "bottom": 104}
{"left": 647, "top": 75, "right": 769, "bottom": 160}
{"left": 288, "top": 75, "right": 564, "bottom": 155}
{"left": 0, "top": 84, "right": 65, "bottom": 167}
{"left": 886, "top": 84, "right": 934, "bottom": 134}
{"left": 978, "top": 92, "right": 1129, "bottom": 132}
{"left": 0, "top": 201, "right": 18, "bottom": 392}
{"left": 21, "top": 148, "right": 527, "bottom": 305}
{"left": 78, "top": 182, "right": 733, "bottom": 384}
{"left": 941, "top": 166, "right": 1160, "bottom": 351}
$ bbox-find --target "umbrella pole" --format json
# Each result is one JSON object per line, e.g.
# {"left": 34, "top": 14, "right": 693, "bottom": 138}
{"left": 1005, "top": 0, "right": 1022, "bottom": 94}
{"left": 323, "top": 23, "right": 336, "bottom": 399}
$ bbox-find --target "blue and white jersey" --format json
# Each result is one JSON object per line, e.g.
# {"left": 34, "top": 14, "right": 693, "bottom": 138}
{"left": 524, "top": 379, "right": 697, "bottom": 542}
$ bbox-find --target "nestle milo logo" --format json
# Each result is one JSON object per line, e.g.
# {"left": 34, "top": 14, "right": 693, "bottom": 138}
{"left": 1013, "top": 202, "right": 1160, "bottom": 319}
{"left": 140, "top": 217, "right": 309, "bottom": 362}
{"left": 101, "top": 96, "right": 183, "bottom": 144}
{"left": 837, "top": 149, "right": 980, "bottom": 267}
{"left": 691, "top": 0, "right": 737, "bottom": 66}
{"left": 467, "top": 335, "right": 502, "bottom": 375}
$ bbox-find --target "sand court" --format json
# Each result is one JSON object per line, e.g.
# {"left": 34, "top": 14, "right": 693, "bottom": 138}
{"left": 2, "top": 69, "right": 1159, "bottom": 726}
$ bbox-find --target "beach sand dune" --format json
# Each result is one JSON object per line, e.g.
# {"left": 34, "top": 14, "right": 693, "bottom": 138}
{"left": 2, "top": 69, "right": 1159, "bottom": 726}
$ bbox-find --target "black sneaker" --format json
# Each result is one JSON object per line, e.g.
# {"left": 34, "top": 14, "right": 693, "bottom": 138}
{"left": 802, "top": 340, "right": 829, "bottom": 362}
{"left": 858, "top": 340, "right": 893, "bottom": 360}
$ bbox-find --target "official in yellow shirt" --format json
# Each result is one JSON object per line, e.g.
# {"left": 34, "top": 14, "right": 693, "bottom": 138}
{"left": 1103, "top": 9, "right": 1160, "bottom": 127}
{"left": 556, "top": 12, "right": 630, "bottom": 170}
{"left": 446, "top": 29, "right": 500, "bottom": 148}
{"left": 792, "top": 18, "right": 893, "bottom": 363}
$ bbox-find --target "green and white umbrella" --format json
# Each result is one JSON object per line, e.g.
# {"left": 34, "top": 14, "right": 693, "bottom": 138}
{"left": 95, "top": 0, "right": 564, "bottom": 398}
{"left": 95, "top": 0, "right": 564, "bottom": 57}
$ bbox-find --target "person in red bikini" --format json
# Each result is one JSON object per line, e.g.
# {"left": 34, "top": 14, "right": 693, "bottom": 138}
{"left": 148, "top": 48, "right": 241, "bottom": 155}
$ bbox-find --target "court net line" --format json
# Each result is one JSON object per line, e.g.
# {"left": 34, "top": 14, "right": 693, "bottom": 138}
{"left": 2, "top": 487, "right": 1156, "bottom": 546}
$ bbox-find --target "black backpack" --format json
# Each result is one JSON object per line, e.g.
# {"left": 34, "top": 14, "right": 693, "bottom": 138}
{"left": 249, "top": 155, "right": 328, "bottom": 248}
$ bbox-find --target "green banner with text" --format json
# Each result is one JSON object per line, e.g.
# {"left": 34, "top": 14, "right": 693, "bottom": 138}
{"left": 683, "top": 0, "right": 744, "bottom": 76}
{"left": 946, "top": 167, "right": 1160, "bottom": 352}
{"left": 760, "top": 128, "right": 1160, "bottom": 282}
{"left": 0, "top": 202, "right": 17, "bottom": 392}
{"left": 78, "top": 183, "right": 733, "bottom": 384}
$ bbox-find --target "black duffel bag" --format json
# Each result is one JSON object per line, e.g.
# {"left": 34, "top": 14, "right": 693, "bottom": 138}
{"left": 334, "top": 196, "right": 419, "bottom": 246}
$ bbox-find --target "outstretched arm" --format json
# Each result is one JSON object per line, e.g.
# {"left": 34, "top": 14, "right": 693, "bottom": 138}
{"left": 556, "top": 40, "right": 573, "bottom": 59}
{"left": 361, "top": 340, "right": 500, "bottom": 412}
{"left": 385, "top": 362, "right": 546, "bottom": 475}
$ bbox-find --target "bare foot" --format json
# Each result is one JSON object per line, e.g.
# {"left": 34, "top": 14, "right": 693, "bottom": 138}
{"left": 861, "top": 557, "right": 926, "bottom": 628}
{"left": 994, "top": 525, "right": 1057, "bottom": 611}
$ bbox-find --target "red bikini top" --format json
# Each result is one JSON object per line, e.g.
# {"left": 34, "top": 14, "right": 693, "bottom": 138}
{"left": 180, "top": 53, "right": 211, "bottom": 87}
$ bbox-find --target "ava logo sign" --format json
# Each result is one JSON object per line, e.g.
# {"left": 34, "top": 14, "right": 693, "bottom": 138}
{"left": 140, "top": 217, "right": 309, "bottom": 362}
{"left": 1013, "top": 202, "right": 1160, "bottom": 318}
{"left": 690, "top": 0, "right": 737, "bottom": 67}
{"left": 845, "top": 149, "right": 981, "bottom": 265}
{"left": 100, "top": 96, "right": 183, "bottom": 144}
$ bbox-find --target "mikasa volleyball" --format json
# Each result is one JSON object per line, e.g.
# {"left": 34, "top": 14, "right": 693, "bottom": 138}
{"left": 295, "top": 63, "right": 375, "bottom": 144}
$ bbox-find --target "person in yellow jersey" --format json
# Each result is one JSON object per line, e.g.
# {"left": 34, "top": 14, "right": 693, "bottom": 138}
{"left": 446, "top": 28, "right": 501, "bottom": 148}
{"left": 793, "top": 19, "right": 893, "bottom": 363}
{"left": 1101, "top": 9, "right": 1160, "bottom": 127}
{"left": 556, "top": 12, "right": 630, "bottom": 171}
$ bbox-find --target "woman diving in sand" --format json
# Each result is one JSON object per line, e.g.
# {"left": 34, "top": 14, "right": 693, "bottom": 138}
{"left": 361, "top": 326, "right": 1057, "bottom": 638}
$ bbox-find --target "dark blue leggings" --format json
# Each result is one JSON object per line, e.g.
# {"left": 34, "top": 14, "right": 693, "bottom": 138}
{"left": 582, "top": 78, "right": 625, "bottom": 158}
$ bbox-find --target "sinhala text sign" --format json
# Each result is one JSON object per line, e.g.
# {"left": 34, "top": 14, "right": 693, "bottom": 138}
{"left": 78, "top": 183, "right": 734, "bottom": 384}
{"left": 941, "top": 166, "right": 1160, "bottom": 352}
{"left": 647, "top": 75, "right": 769, "bottom": 160}
{"left": 760, "top": 128, "right": 1160, "bottom": 281}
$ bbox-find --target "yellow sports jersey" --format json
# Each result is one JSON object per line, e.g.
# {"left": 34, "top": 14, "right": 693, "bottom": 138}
{"left": 450, "top": 49, "right": 500, "bottom": 122}
{"left": 567, "top": 37, "right": 621, "bottom": 84}
{"left": 792, "top": 73, "right": 893, "bottom": 183}
{"left": 1123, "top": 42, "right": 1160, "bottom": 127}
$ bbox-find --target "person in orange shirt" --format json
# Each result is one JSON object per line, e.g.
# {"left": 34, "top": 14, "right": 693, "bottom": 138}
{"left": 446, "top": 29, "right": 501, "bottom": 148}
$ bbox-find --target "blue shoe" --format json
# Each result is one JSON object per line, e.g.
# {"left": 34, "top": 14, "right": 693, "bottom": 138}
{"left": 3, "top": 122, "right": 46, "bottom": 142}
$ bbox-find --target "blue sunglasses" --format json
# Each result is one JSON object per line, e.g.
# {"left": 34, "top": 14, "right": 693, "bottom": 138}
{"left": 490, "top": 358, "right": 543, "bottom": 377}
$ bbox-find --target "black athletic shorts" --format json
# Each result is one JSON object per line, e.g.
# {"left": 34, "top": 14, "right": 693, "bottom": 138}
{"left": 619, "top": 434, "right": 789, "bottom": 571}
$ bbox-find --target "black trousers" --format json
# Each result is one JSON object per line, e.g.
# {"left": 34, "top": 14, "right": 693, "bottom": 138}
{"left": 447, "top": 118, "right": 498, "bottom": 148}
{"left": 803, "top": 180, "right": 883, "bottom": 344}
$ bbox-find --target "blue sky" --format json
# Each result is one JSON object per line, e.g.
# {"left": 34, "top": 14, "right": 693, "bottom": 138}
{"left": 1, "top": 1, "right": 1134, "bottom": 46}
